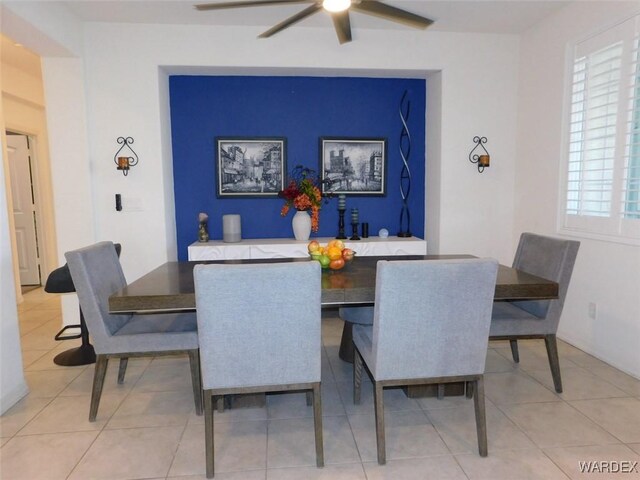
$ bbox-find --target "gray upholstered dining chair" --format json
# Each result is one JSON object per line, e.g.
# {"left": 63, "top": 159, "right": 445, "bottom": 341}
{"left": 352, "top": 258, "right": 499, "bottom": 465}
{"left": 194, "top": 261, "right": 324, "bottom": 479}
{"left": 490, "top": 232, "right": 580, "bottom": 393}
{"left": 65, "top": 241, "right": 202, "bottom": 421}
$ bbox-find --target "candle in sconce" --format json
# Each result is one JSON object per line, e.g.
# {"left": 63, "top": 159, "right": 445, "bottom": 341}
{"left": 338, "top": 194, "right": 346, "bottom": 210}
{"left": 351, "top": 208, "right": 359, "bottom": 224}
{"left": 117, "top": 157, "right": 129, "bottom": 169}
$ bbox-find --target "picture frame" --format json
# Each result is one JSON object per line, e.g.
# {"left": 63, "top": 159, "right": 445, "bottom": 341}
{"left": 320, "top": 137, "right": 387, "bottom": 196}
{"left": 216, "top": 137, "right": 286, "bottom": 197}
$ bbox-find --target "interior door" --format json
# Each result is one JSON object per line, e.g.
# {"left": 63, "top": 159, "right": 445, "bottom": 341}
{"left": 7, "top": 134, "right": 41, "bottom": 285}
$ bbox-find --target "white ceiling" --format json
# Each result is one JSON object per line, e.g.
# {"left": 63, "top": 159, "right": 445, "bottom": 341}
{"left": 56, "top": 0, "right": 571, "bottom": 35}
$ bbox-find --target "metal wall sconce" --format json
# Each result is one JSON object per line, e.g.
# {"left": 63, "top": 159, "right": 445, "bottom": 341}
{"left": 113, "top": 136, "right": 139, "bottom": 176}
{"left": 469, "top": 136, "right": 490, "bottom": 173}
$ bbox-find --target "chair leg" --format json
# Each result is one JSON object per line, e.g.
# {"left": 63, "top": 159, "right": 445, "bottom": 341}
{"left": 373, "top": 381, "right": 386, "bottom": 465}
{"left": 306, "top": 391, "right": 313, "bottom": 406}
{"left": 312, "top": 382, "right": 324, "bottom": 468}
{"left": 89, "top": 355, "right": 108, "bottom": 422}
{"left": 472, "top": 376, "right": 488, "bottom": 457}
{"left": 204, "top": 390, "right": 215, "bottom": 479}
{"left": 216, "top": 396, "right": 225, "bottom": 413}
{"left": 437, "top": 384, "right": 445, "bottom": 399}
{"left": 544, "top": 334, "right": 563, "bottom": 393}
{"left": 188, "top": 349, "right": 203, "bottom": 415}
{"left": 509, "top": 339, "right": 520, "bottom": 363}
{"left": 353, "top": 346, "right": 363, "bottom": 405}
{"left": 117, "top": 357, "right": 128, "bottom": 384}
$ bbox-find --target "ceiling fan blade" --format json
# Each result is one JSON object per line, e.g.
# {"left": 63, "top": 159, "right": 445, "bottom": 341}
{"left": 195, "top": 0, "right": 312, "bottom": 11}
{"left": 259, "top": 3, "right": 322, "bottom": 38}
{"left": 331, "top": 11, "right": 352, "bottom": 44}
{"left": 351, "top": 0, "right": 433, "bottom": 29}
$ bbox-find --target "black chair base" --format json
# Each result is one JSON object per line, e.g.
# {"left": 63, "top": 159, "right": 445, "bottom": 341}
{"left": 54, "top": 343, "right": 96, "bottom": 366}
{"left": 52, "top": 310, "right": 96, "bottom": 366}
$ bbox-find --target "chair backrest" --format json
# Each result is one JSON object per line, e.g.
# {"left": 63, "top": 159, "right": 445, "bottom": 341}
{"left": 194, "top": 261, "right": 321, "bottom": 390}
{"left": 65, "top": 241, "right": 133, "bottom": 351}
{"left": 371, "top": 258, "right": 499, "bottom": 381}
{"left": 510, "top": 232, "right": 580, "bottom": 329}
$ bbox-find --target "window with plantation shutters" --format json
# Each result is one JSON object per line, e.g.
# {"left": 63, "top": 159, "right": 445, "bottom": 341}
{"left": 562, "top": 15, "right": 640, "bottom": 242}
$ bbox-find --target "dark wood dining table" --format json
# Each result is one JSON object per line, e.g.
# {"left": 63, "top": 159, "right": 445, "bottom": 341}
{"left": 109, "top": 254, "right": 558, "bottom": 314}
{"left": 109, "top": 254, "right": 558, "bottom": 361}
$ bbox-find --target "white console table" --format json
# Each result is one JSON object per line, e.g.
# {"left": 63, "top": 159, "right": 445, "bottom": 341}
{"left": 188, "top": 236, "right": 427, "bottom": 260}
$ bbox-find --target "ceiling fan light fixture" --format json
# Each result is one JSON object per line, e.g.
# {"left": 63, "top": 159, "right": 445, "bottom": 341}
{"left": 322, "top": 0, "right": 351, "bottom": 13}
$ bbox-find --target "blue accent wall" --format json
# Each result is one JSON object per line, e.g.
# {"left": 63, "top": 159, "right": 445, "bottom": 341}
{"left": 170, "top": 76, "right": 425, "bottom": 261}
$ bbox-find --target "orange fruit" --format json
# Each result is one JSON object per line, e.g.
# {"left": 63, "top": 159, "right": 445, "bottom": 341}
{"left": 327, "top": 246, "right": 342, "bottom": 261}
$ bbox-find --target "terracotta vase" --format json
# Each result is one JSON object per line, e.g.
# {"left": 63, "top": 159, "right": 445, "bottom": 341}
{"left": 292, "top": 210, "right": 312, "bottom": 241}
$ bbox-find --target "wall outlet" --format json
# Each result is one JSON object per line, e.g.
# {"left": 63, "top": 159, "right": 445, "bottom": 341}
{"left": 588, "top": 302, "right": 597, "bottom": 320}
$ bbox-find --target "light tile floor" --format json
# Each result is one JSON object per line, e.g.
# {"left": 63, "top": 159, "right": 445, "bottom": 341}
{"left": 2, "top": 288, "right": 640, "bottom": 479}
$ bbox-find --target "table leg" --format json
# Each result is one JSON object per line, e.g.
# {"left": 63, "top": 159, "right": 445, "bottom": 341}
{"left": 339, "top": 322, "right": 354, "bottom": 363}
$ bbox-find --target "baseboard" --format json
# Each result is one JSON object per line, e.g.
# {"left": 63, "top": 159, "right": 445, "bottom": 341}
{"left": 0, "top": 381, "right": 29, "bottom": 415}
{"left": 557, "top": 332, "right": 640, "bottom": 380}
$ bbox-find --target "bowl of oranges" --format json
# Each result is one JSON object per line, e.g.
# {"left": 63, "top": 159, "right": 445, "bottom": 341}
{"left": 308, "top": 240, "right": 355, "bottom": 271}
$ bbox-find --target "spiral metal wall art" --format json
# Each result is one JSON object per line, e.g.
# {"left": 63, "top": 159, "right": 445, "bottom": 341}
{"left": 113, "top": 136, "right": 139, "bottom": 176}
{"left": 398, "top": 90, "right": 412, "bottom": 237}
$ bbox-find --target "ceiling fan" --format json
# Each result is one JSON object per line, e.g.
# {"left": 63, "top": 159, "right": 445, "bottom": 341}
{"left": 194, "top": 0, "right": 434, "bottom": 45}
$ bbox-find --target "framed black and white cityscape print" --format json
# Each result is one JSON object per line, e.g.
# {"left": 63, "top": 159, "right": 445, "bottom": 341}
{"left": 216, "top": 138, "right": 286, "bottom": 197}
{"left": 320, "top": 138, "right": 387, "bottom": 196}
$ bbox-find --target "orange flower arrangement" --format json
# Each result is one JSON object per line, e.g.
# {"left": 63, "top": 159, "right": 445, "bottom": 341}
{"left": 278, "top": 165, "right": 324, "bottom": 232}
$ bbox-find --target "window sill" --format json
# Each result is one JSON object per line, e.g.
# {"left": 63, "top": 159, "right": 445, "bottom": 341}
{"left": 557, "top": 227, "right": 640, "bottom": 247}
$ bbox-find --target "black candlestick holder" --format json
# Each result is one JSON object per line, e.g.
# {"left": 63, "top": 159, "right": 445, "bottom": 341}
{"left": 336, "top": 209, "right": 347, "bottom": 239}
{"left": 350, "top": 222, "right": 360, "bottom": 241}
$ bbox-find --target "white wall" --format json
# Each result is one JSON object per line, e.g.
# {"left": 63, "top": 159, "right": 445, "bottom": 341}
{"left": 426, "top": 71, "right": 442, "bottom": 254}
{"left": 0, "top": 115, "right": 28, "bottom": 413}
{"left": 41, "top": 57, "right": 95, "bottom": 324}
{"left": 515, "top": 2, "right": 640, "bottom": 377}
